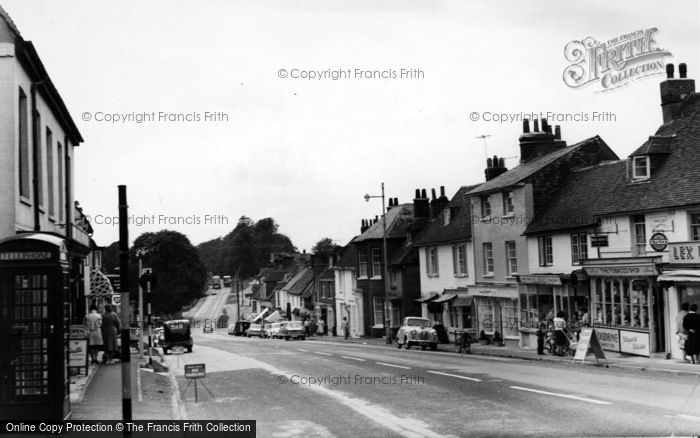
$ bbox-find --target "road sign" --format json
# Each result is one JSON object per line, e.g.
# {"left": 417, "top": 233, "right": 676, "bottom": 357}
{"left": 573, "top": 328, "right": 607, "bottom": 364}
{"left": 139, "top": 270, "right": 158, "bottom": 290}
{"left": 649, "top": 232, "right": 668, "bottom": 252}
{"left": 185, "top": 363, "right": 206, "bottom": 379}
{"left": 590, "top": 235, "right": 609, "bottom": 247}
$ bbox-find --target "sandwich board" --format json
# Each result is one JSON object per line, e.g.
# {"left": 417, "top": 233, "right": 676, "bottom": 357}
{"left": 573, "top": 328, "right": 607, "bottom": 364}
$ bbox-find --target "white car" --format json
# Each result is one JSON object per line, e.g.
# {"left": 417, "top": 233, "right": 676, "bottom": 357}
{"left": 265, "top": 322, "right": 283, "bottom": 339}
{"left": 396, "top": 317, "right": 438, "bottom": 351}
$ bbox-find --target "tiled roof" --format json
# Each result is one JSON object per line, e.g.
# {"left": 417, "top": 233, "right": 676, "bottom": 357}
{"left": 352, "top": 204, "right": 414, "bottom": 242}
{"left": 525, "top": 92, "right": 700, "bottom": 234}
{"left": 334, "top": 241, "right": 357, "bottom": 269}
{"left": 467, "top": 137, "right": 604, "bottom": 195}
{"left": 284, "top": 268, "right": 315, "bottom": 296}
{"left": 414, "top": 185, "right": 480, "bottom": 246}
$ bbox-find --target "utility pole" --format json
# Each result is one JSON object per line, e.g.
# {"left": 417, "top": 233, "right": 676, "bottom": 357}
{"left": 118, "top": 185, "right": 131, "bottom": 424}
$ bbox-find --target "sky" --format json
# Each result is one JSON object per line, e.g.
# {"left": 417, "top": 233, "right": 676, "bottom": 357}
{"left": 4, "top": 0, "right": 699, "bottom": 251}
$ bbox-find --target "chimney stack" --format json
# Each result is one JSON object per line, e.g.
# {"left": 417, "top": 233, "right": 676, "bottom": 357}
{"left": 485, "top": 154, "right": 508, "bottom": 181}
{"left": 413, "top": 188, "right": 430, "bottom": 219}
{"left": 430, "top": 186, "right": 450, "bottom": 218}
{"left": 518, "top": 118, "right": 566, "bottom": 163}
{"left": 660, "top": 63, "right": 695, "bottom": 124}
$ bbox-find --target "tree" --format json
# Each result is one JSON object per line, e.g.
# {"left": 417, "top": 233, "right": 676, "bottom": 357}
{"left": 312, "top": 238, "right": 341, "bottom": 259}
{"left": 130, "top": 230, "right": 208, "bottom": 315}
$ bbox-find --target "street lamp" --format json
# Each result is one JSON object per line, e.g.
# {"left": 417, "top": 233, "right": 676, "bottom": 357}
{"left": 364, "top": 182, "right": 392, "bottom": 345}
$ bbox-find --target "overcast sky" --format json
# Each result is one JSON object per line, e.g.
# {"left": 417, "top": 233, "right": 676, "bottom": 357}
{"left": 5, "top": 0, "right": 699, "bottom": 251}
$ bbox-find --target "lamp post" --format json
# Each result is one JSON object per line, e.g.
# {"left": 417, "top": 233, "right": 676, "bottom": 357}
{"left": 364, "top": 182, "right": 392, "bottom": 344}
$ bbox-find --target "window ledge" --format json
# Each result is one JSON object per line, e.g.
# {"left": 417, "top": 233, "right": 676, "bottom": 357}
{"left": 480, "top": 216, "right": 492, "bottom": 223}
{"left": 505, "top": 275, "right": 518, "bottom": 280}
{"left": 427, "top": 274, "right": 439, "bottom": 278}
{"left": 454, "top": 274, "right": 469, "bottom": 278}
{"left": 482, "top": 274, "right": 495, "bottom": 278}
{"left": 357, "top": 276, "right": 369, "bottom": 280}
{"left": 501, "top": 214, "right": 515, "bottom": 219}
{"left": 19, "top": 196, "right": 32, "bottom": 207}
{"left": 370, "top": 276, "right": 383, "bottom": 280}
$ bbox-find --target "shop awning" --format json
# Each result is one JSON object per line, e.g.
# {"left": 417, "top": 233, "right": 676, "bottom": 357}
{"left": 658, "top": 270, "right": 700, "bottom": 283}
{"left": 415, "top": 292, "right": 439, "bottom": 303}
{"left": 433, "top": 293, "right": 457, "bottom": 303}
{"left": 452, "top": 296, "right": 473, "bottom": 307}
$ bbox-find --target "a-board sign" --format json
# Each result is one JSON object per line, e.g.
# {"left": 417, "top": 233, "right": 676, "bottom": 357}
{"left": 69, "top": 339, "right": 88, "bottom": 368}
{"left": 185, "top": 363, "right": 206, "bottom": 379}
{"left": 573, "top": 328, "right": 607, "bottom": 363}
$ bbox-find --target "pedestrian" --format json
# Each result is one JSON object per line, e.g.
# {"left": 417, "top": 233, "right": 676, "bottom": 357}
{"left": 341, "top": 317, "right": 350, "bottom": 340}
{"left": 101, "top": 304, "right": 121, "bottom": 364}
{"left": 553, "top": 311, "right": 568, "bottom": 347}
{"left": 579, "top": 307, "right": 590, "bottom": 327}
{"left": 317, "top": 319, "right": 325, "bottom": 336}
{"left": 303, "top": 318, "right": 310, "bottom": 337}
{"left": 683, "top": 303, "right": 700, "bottom": 364}
{"left": 83, "top": 304, "right": 103, "bottom": 364}
{"left": 677, "top": 302, "right": 690, "bottom": 362}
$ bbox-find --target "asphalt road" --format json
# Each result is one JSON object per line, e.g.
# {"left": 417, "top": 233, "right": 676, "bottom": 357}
{"left": 162, "top": 330, "right": 700, "bottom": 437}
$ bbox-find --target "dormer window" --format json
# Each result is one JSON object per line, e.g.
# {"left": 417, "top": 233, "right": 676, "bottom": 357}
{"left": 443, "top": 208, "right": 451, "bottom": 226}
{"left": 632, "top": 156, "right": 650, "bottom": 180}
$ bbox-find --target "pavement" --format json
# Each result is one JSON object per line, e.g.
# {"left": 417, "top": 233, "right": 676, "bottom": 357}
{"left": 308, "top": 334, "right": 700, "bottom": 377}
{"left": 69, "top": 350, "right": 175, "bottom": 421}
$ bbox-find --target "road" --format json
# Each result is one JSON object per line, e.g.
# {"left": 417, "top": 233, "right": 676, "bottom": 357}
{"left": 183, "top": 286, "right": 234, "bottom": 325}
{"left": 160, "top": 329, "right": 700, "bottom": 437}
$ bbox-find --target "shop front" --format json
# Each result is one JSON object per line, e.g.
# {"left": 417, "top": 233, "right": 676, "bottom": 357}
{"left": 582, "top": 257, "right": 663, "bottom": 357}
{"left": 516, "top": 273, "right": 589, "bottom": 349}
{"left": 472, "top": 284, "right": 519, "bottom": 347}
{"left": 658, "top": 241, "right": 700, "bottom": 359}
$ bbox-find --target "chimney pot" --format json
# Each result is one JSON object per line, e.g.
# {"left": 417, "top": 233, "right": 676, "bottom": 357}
{"left": 498, "top": 157, "right": 505, "bottom": 168}
{"left": 440, "top": 186, "right": 445, "bottom": 197}
{"left": 431, "top": 188, "right": 437, "bottom": 200}
{"left": 415, "top": 189, "right": 420, "bottom": 198}
{"left": 394, "top": 197, "right": 398, "bottom": 205}
{"left": 523, "top": 118, "right": 530, "bottom": 133}
{"left": 487, "top": 157, "right": 493, "bottom": 168}
{"left": 666, "top": 63, "right": 674, "bottom": 79}
{"left": 421, "top": 188, "right": 427, "bottom": 198}
{"left": 533, "top": 119, "right": 540, "bottom": 132}
{"left": 554, "top": 125, "right": 561, "bottom": 140}
{"left": 680, "top": 63, "right": 688, "bottom": 78}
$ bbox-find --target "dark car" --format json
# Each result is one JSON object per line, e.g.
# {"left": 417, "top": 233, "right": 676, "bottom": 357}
{"left": 228, "top": 321, "right": 251, "bottom": 336}
{"left": 161, "top": 319, "right": 193, "bottom": 354}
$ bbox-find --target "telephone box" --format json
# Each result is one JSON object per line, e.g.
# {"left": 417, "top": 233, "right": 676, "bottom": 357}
{"left": 0, "top": 233, "right": 72, "bottom": 420}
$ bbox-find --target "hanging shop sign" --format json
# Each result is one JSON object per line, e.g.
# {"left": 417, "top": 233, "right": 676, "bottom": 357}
{"left": 649, "top": 233, "right": 668, "bottom": 252}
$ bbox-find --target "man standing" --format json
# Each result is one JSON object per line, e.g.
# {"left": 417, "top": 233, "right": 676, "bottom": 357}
{"left": 683, "top": 303, "right": 700, "bottom": 364}
{"left": 677, "top": 302, "right": 690, "bottom": 362}
{"left": 341, "top": 317, "right": 350, "bottom": 340}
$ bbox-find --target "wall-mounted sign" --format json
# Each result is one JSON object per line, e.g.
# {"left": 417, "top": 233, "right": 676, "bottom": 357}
{"left": 649, "top": 233, "right": 668, "bottom": 252}
{"left": 518, "top": 275, "right": 562, "bottom": 285}
{"left": 0, "top": 251, "right": 52, "bottom": 261}
{"left": 619, "top": 330, "right": 650, "bottom": 356}
{"left": 590, "top": 235, "right": 609, "bottom": 247}
{"left": 584, "top": 265, "right": 657, "bottom": 277}
{"left": 669, "top": 242, "right": 700, "bottom": 265}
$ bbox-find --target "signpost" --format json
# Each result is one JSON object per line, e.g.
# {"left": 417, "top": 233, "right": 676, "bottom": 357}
{"left": 181, "top": 363, "right": 214, "bottom": 402}
{"left": 573, "top": 328, "right": 607, "bottom": 365}
{"left": 139, "top": 269, "right": 157, "bottom": 366}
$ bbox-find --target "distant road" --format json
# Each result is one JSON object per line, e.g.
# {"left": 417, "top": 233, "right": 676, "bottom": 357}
{"left": 183, "top": 286, "right": 231, "bottom": 323}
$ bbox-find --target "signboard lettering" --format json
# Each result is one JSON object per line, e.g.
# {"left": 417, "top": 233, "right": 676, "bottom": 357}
{"left": 669, "top": 242, "right": 700, "bottom": 264}
{"left": 0, "top": 251, "right": 52, "bottom": 261}
{"left": 573, "top": 328, "right": 607, "bottom": 363}
{"left": 518, "top": 275, "right": 562, "bottom": 286}
{"left": 69, "top": 339, "right": 88, "bottom": 368}
{"left": 619, "top": 330, "right": 650, "bottom": 356}
{"left": 590, "top": 235, "right": 609, "bottom": 247}
{"left": 584, "top": 265, "right": 657, "bottom": 277}
{"left": 649, "top": 232, "right": 668, "bottom": 252}
{"left": 592, "top": 327, "right": 620, "bottom": 352}
{"left": 185, "top": 363, "right": 206, "bottom": 379}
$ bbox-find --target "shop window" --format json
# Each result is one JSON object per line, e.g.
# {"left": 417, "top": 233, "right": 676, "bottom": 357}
{"left": 690, "top": 213, "right": 700, "bottom": 241}
{"left": 461, "top": 307, "right": 473, "bottom": 330}
{"left": 502, "top": 300, "right": 519, "bottom": 337}
{"left": 632, "top": 215, "right": 646, "bottom": 256}
{"left": 505, "top": 241, "right": 518, "bottom": 276}
{"left": 571, "top": 233, "right": 588, "bottom": 265}
{"left": 538, "top": 236, "right": 553, "bottom": 266}
{"left": 483, "top": 243, "right": 494, "bottom": 275}
{"left": 449, "top": 305, "right": 459, "bottom": 327}
{"left": 478, "top": 299, "right": 495, "bottom": 334}
{"left": 594, "top": 277, "right": 648, "bottom": 328}
{"left": 358, "top": 250, "right": 368, "bottom": 278}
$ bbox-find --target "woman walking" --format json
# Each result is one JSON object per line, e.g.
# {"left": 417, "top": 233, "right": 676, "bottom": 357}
{"left": 101, "top": 304, "right": 121, "bottom": 364}
{"left": 84, "top": 304, "right": 103, "bottom": 364}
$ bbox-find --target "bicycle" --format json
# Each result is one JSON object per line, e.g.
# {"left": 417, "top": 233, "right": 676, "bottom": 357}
{"left": 455, "top": 330, "right": 472, "bottom": 355}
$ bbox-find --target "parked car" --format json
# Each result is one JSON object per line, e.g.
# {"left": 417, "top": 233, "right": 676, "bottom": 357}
{"left": 246, "top": 323, "right": 263, "bottom": 338}
{"left": 279, "top": 321, "right": 305, "bottom": 340}
{"left": 161, "top": 319, "right": 193, "bottom": 354}
{"left": 203, "top": 319, "right": 214, "bottom": 333}
{"left": 396, "top": 317, "right": 438, "bottom": 351}
{"left": 153, "top": 327, "right": 164, "bottom": 346}
{"left": 228, "top": 321, "right": 251, "bottom": 336}
{"left": 265, "top": 322, "right": 283, "bottom": 339}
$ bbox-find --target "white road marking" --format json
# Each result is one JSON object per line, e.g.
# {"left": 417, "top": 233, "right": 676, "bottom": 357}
{"left": 341, "top": 356, "right": 366, "bottom": 362}
{"left": 426, "top": 370, "right": 481, "bottom": 382}
{"left": 510, "top": 386, "right": 613, "bottom": 405}
{"left": 664, "top": 414, "right": 700, "bottom": 422}
{"left": 315, "top": 351, "right": 332, "bottom": 356}
{"left": 296, "top": 348, "right": 309, "bottom": 352}
{"left": 376, "top": 362, "right": 411, "bottom": 370}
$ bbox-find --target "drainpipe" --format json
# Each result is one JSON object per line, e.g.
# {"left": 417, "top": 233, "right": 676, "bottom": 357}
{"left": 30, "top": 81, "right": 45, "bottom": 231}
{"left": 64, "top": 135, "right": 72, "bottom": 239}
